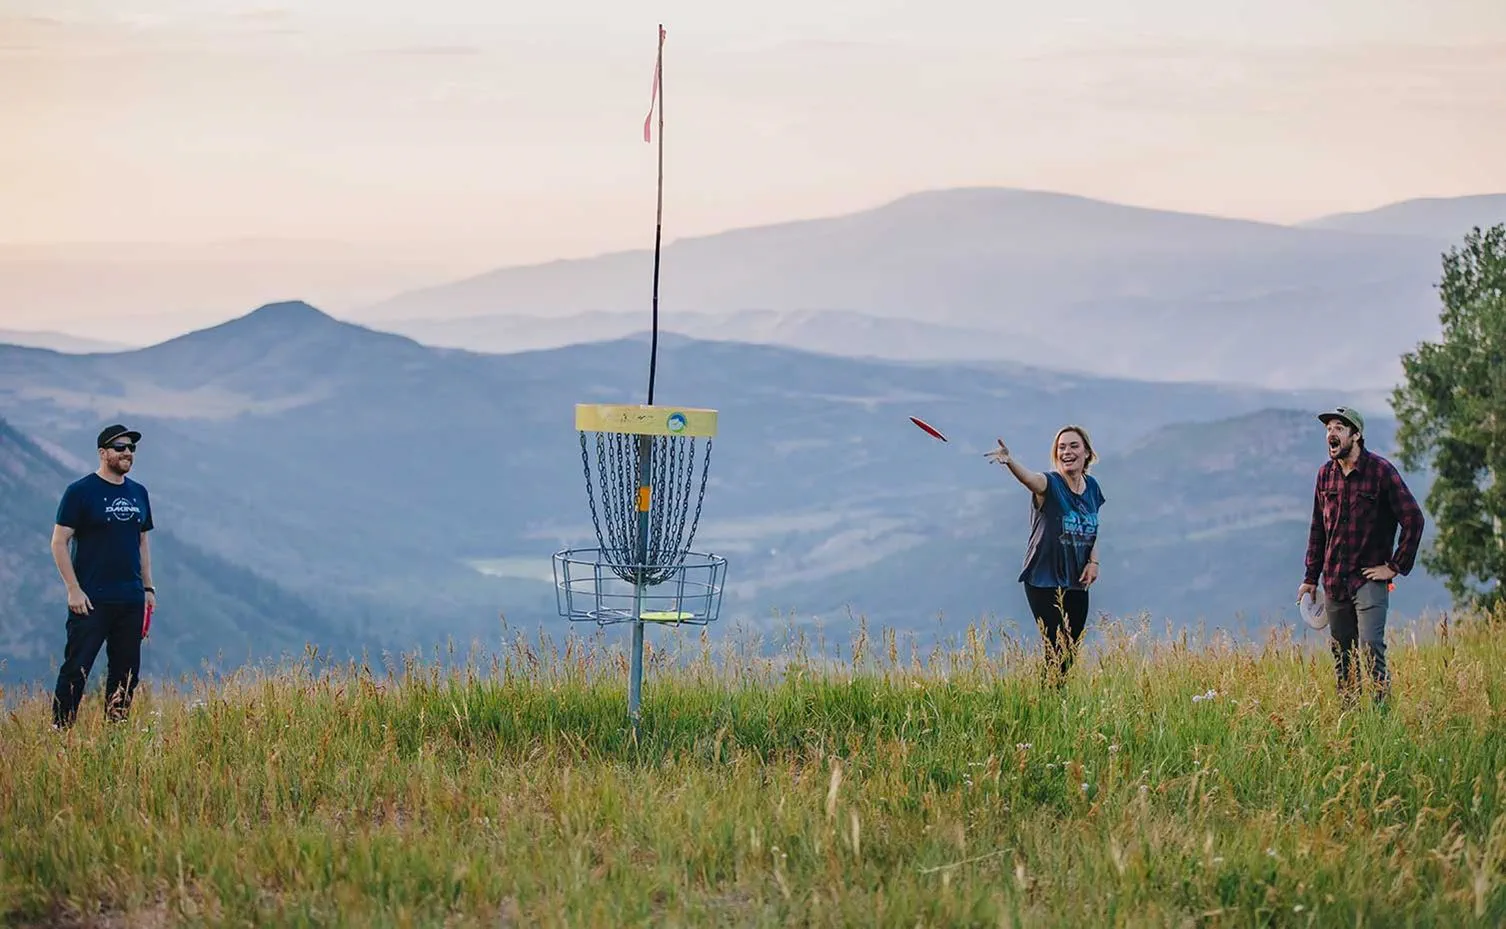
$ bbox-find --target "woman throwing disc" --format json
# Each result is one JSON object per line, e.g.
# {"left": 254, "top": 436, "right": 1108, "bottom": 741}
{"left": 986, "top": 425, "right": 1105, "bottom": 685}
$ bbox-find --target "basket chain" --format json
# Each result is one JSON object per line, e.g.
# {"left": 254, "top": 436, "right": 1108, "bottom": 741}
{"left": 579, "top": 430, "right": 713, "bottom": 586}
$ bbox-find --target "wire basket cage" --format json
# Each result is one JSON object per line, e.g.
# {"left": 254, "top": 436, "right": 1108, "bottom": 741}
{"left": 553, "top": 547, "right": 726, "bottom": 627}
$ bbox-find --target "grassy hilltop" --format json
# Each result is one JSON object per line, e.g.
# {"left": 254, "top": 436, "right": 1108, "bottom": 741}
{"left": 2, "top": 611, "right": 1505, "bottom": 928}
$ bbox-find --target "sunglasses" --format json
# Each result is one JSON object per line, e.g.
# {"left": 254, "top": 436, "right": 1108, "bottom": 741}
{"left": 106, "top": 442, "right": 137, "bottom": 452}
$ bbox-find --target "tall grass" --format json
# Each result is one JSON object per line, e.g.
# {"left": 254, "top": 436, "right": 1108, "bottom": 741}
{"left": 2, "top": 611, "right": 1504, "bottom": 927}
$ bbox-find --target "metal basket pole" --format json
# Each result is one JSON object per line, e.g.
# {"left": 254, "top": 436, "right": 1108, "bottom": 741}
{"left": 629, "top": 434, "right": 652, "bottom": 725}
{"left": 629, "top": 22, "right": 667, "bottom": 732}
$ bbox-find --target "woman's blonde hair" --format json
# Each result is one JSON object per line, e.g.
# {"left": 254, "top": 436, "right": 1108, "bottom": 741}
{"left": 1050, "top": 424, "right": 1097, "bottom": 473}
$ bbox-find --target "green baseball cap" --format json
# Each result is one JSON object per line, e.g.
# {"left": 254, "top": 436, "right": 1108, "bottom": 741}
{"left": 1317, "top": 406, "right": 1364, "bottom": 435}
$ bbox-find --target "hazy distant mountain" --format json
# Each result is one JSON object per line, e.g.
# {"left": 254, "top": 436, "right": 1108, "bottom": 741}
{"left": 1301, "top": 194, "right": 1506, "bottom": 240}
{"left": 0, "top": 301, "right": 1449, "bottom": 684}
{"left": 0, "top": 329, "right": 131, "bottom": 354}
{"left": 356, "top": 188, "right": 1462, "bottom": 389}
{"left": 377, "top": 308, "right": 1060, "bottom": 364}
{"left": 0, "top": 414, "right": 343, "bottom": 687}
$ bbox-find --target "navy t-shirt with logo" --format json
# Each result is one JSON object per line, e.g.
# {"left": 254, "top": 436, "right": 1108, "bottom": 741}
{"left": 55, "top": 473, "right": 154, "bottom": 603}
{"left": 1018, "top": 471, "right": 1105, "bottom": 591}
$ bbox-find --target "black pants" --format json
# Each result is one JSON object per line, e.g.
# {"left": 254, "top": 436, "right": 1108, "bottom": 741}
{"left": 52, "top": 601, "right": 144, "bottom": 728}
{"left": 1024, "top": 584, "right": 1089, "bottom": 684}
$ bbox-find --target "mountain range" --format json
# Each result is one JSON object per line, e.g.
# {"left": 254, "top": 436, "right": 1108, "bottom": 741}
{"left": 0, "top": 300, "right": 1452, "bottom": 687}
{"left": 353, "top": 189, "right": 1506, "bottom": 389}
{"left": 8, "top": 188, "right": 1504, "bottom": 385}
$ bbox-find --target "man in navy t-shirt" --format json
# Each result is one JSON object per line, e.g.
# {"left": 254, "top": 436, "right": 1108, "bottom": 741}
{"left": 49, "top": 423, "right": 157, "bottom": 728}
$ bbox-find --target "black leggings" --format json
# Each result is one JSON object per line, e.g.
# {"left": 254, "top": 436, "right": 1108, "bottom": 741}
{"left": 1023, "top": 584, "right": 1089, "bottom": 682}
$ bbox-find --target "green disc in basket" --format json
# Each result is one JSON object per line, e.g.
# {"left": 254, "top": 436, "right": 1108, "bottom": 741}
{"left": 640, "top": 610, "right": 694, "bottom": 622}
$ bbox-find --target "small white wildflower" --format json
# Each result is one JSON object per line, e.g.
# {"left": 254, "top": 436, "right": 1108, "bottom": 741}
{"left": 1139, "top": 784, "right": 1149, "bottom": 794}
{"left": 1016, "top": 742, "right": 1033, "bottom": 751}
{"left": 1294, "top": 905, "right": 1305, "bottom": 913}
{"left": 1081, "top": 782, "right": 1090, "bottom": 793}
{"left": 1108, "top": 744, "right": 1120, "bottom": 754}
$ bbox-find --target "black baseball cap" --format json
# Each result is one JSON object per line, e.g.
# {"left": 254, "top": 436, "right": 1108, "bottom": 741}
{"left": 97, "top": 424, "right": 142, "bottom": 448}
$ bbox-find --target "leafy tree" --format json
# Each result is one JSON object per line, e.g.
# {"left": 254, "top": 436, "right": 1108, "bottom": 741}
{"left": 1392, "top": 224, "right": 1506, "bottom": 611}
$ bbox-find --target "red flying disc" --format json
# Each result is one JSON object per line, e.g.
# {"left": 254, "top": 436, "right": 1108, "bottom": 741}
{"left": 910, "top": 416, "right": 948, "bottom": 442}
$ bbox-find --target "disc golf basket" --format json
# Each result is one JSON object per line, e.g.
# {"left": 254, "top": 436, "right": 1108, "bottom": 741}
{"left": 551, "top": 24, "right": 727, "bottom": 727}
{"left": 553, "top": 405, "right": 727, "bottom": 725}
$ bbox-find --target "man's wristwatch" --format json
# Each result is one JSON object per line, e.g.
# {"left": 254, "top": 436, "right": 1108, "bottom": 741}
{"left": 144, "top": 586, "right": 155, "bottom": 593}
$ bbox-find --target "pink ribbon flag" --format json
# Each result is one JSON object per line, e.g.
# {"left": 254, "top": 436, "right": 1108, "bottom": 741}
{"left": 643, "top": 25, "right": 666, "bottom": 142}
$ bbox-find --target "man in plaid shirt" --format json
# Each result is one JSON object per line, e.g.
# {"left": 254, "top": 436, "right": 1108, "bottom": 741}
{"left": 1298, "top": 406, "right": 1425, "bottom": 701}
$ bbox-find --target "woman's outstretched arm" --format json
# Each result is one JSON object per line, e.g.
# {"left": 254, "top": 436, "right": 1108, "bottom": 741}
{"left": 985, "top": 437, "right": 1048, "bottom": 496}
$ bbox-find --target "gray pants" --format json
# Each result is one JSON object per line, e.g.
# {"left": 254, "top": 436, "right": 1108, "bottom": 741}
{"left": 1324, "top": 580, "right": 1390, "bottom": 697}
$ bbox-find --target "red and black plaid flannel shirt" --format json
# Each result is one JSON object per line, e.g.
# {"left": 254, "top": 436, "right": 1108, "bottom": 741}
{"left": 1304, "top": 448, "right": 1425, "bottom": 600}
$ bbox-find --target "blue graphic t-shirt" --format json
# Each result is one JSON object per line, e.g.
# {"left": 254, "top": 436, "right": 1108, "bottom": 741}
{"left": 55, "top": 473, "right": 154, "bottom": 603}
{"left": 1019, "top": 471, "right": 1105, "bottom": 590}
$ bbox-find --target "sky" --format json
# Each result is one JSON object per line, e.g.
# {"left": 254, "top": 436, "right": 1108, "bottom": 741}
{"left": 4, "top": 0, "right": 1506, "bottom": 268}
